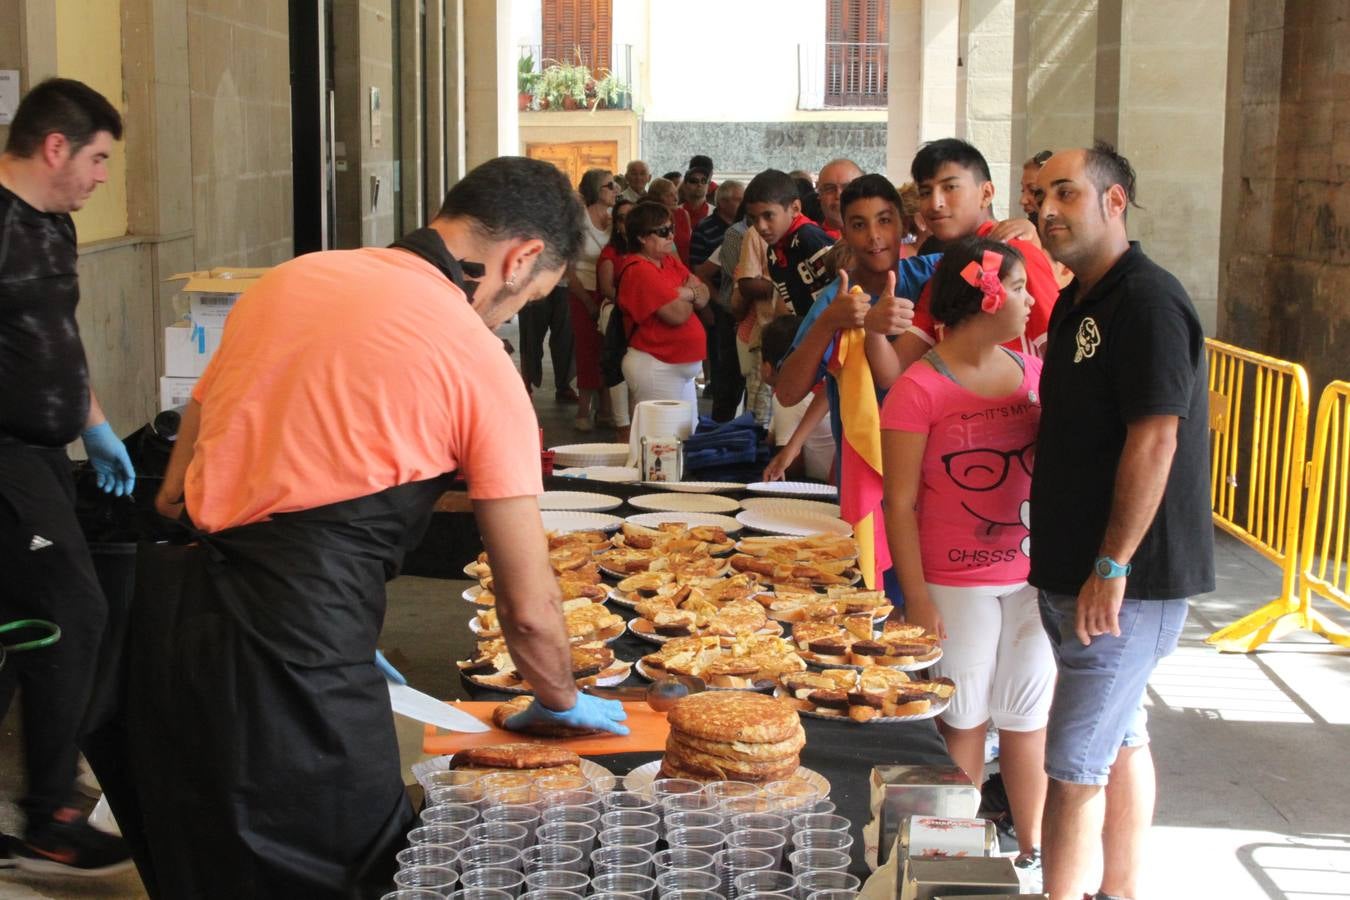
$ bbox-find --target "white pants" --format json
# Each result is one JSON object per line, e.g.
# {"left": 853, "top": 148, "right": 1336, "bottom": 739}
{"left": 621, "top": 348, "right": 701, "bottom": 430}
{"left": 925, "top": 582, "right": 1056, "bottom": 731}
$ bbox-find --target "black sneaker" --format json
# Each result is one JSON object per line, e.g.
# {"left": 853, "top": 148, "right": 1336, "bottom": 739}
{"left": 15, "top": 809, "right": 134, "bottom": 877}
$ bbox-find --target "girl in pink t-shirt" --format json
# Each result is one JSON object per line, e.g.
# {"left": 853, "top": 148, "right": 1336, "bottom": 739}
{"left": 880, "top": 236, "right": 1055, "bottom": 869}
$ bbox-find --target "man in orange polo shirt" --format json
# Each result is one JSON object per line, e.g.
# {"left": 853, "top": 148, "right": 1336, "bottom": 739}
{"left": 98, "top": 157, "right": 626, "bottom": 899}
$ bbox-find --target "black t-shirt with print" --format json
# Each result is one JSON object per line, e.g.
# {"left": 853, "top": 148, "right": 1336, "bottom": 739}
{"left": 1028, "top": 243, "right": 1214, "bottom": 599}
{"left": 768, "top": 219, "right": 834, "bottom": 317}
{"left": 0, "top": 185, "right": 90, "bottom": 447}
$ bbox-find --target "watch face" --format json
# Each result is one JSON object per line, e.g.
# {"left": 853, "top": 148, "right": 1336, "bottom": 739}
{"left": 1095, "top": 558, "right": 1112, "bottom": 577}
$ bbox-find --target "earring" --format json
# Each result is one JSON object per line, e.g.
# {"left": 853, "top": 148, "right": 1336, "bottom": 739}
{"left": 506, "top": 276, "right": 517, "bottom": 288}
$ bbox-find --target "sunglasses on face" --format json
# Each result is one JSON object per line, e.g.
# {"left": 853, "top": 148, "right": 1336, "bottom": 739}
{"left": 603, "top": 181, "right": 618, "bottom": 190}
{"left": 648, "top": 225, "right": 674, "bottom": 238}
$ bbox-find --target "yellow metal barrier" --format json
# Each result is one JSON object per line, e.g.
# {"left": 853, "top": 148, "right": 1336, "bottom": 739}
{"left": 1204, "top": 339, "right": 1311, "bottom": 652}
{"left": 1293, "top": 381, "right": 1350, "bottom": 647}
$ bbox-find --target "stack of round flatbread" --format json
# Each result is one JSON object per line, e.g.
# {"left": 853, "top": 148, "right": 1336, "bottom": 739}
{"left": 658, "top": 691, "right": 805, "bottom": 784}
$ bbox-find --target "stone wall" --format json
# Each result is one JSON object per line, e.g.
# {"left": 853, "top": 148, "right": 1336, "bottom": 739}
{"left": 640, "top": 121, "right": 888, "bottom": 181}
{"left": 1219, "top": 0, "right": 1349, "bottom": 397}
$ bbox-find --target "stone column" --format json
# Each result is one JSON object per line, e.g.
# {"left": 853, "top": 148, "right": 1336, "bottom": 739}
{"left": 887, "top": 0, "right": 959, "bottom": 182}
{"left": 957, "top": 0, "right": 1016, "bottom": 217}
{"left": 463, "top": 0, "right": 517, "bottom": 168}
{"left": 1024, "top": 0, "right": 1098, "bottom": 151}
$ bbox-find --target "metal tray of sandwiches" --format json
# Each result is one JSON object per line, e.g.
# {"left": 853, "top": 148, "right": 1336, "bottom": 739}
{"left": 775, "top": 667, "right": 955, "bottom": 723}
{"left": 790, "top": 618, "right": 943, "bottom": 672}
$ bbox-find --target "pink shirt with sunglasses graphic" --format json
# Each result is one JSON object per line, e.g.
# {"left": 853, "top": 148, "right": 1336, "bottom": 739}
{"left": 880, "top": 349, "right": 1042, "bottom": 587}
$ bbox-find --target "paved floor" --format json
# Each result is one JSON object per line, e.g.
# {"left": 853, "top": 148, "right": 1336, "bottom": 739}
{"left": 3, "top": 320, "right": 1347, "bottom": 898}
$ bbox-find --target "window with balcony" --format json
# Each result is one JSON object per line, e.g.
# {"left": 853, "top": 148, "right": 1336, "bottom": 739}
{"left": 541, "top": 0, "right": 612, "bottom": 71}
{"left": 823, "top": 0, "right": 888, "bottom": 107}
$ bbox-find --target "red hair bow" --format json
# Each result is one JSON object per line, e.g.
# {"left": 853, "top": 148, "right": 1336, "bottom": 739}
{"left": 960, "top": 250, "right": 1006, "bottom": 314}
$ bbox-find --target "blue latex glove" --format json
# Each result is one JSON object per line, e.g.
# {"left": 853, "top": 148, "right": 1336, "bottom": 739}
{"left": 374, "top": 649, "right": 407, "bottom": 685}
{"left": 81, "top": 422, "right": 135, "bottom": 497}
{"left": 504, "top": 694, "right": 630, "bottom": 736}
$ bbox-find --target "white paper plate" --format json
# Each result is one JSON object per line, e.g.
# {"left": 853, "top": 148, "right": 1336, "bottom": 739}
{"left": 628, "top": 493, "right": 741, "bottom": 514}
{"left": 462, "top": 585, "right": 490, "bottom": 604}
{"left": 641, "top": 481, "right": 746, "bottom": 494}
{"left": 463, "top": 561, "right": 489, "bottom": 579}
{"left": 550, "top": 443, "right": 631, "bottom": 468}
{"left": 540, "top": 490, "right": 624, "bottom": 512}
{"left": 746, "top": 481, "right": 839, "bottom": 498}
{"left": 622, "top": 759, "right": 830, "bottom": 797}
{"left": 735, "top": 509, "right": 854, "bottom": 537}
{"left": 555, "top": 466, "right": 642, "bottom": 483}
{"left": 625, "top": 512, "right": 743, "bottom": 533}
{"left": 740, "top": 497, "right": 842, "bottom": 519}
{"left": 461, "top": 659, "right": 633, "bottom": 695}
{"left": 773, "top": 686, "right": 951, "bottom": 723}
{"left": 540, "top": 510, "right": 625, "bottom": 533}
{"left": 414, "top": 755, "right": 617, "bottom": 792}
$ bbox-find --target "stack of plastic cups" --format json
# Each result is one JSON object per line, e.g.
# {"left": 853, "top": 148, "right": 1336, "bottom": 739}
{"left": 794, "top": 869, "right": 860, "bottom": 900}
{"left": 714, "top": 847, "right": 775, "bottom": 899}
{"left": 733, "top": 868, "right": 797, "bottom": 899}
{"left": 523, "top": 867, "right": 590, "bottom": 896}
{"left": 391, "top": 862, "right": 459, "bottom": 894}
{"left": 381, "top": 889, "right": 450, "bottom": 900}
{"left": 725, "top": 829, "right": 788, "bottom": 869}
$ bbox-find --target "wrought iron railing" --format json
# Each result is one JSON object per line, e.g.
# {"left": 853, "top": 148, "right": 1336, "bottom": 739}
{"left": 798, "top": 42, "right": 889, "bottom": 109}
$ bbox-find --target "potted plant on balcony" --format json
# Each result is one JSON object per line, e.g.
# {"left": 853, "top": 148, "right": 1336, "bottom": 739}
{"left": 517, "top": 53, "right": 537, "bottom": 111}
{"left": 592, "top": 70, "right": 630, "bottom": 110}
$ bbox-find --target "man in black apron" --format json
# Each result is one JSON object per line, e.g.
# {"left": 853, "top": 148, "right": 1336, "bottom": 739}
{"left": 90, "top": 157, "right": 627, "bottom": 899}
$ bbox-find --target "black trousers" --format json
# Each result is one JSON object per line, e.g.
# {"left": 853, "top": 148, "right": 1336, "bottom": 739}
{"left": 709, "top": 303, "right": 745, "bottom": 421}
{"left": 518, "top": 283, "right": 575, "bottom": 391}
{"left": 0, "top": 441, "right": 108, "bottom": 829}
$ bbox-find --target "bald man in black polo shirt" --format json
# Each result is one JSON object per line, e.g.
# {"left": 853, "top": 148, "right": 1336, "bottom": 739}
{"left": 1028, "top": 143, "right": 1213, "bottom": 900}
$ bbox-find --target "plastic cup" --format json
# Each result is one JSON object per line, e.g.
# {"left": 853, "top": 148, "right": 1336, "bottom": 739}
{"left": 804, "top": 892, "right": 858, "bottom": 900}
{"left": 726, "top": 829, "right": 788, "bottom": 867}
{"left": 536, "top": 773, "right": 592, "bottom": 795}
{"left": 719, "top": 796, "right": 773, "bottom": 820}
{"left": 428, "top": 782, "right": 486, "bottom": 809}
{"left": 458, "top": 842, "right": 524, "bottom": 874}
{"left": 807, "top": 800, "right": 835, "bottom": 816}
{"left": 733, "top": 869, "right": 797, "bottom": 898}
{"left": 730, "top": 813, "right": 789, "bottom": 834}
{"left": 541, "top": 804, "right": 602, "bottom": 829}
{"left": 518, "top": 891, "right": 583, "bottom": 900}
{"left": 448, "top": 890, "right": 514, "bottom": 900}
{"left": 791, "top": 830, "right": 852, "bottom": 855}
{"left": 480, "top": 772, "right": 540, "bottom": 807}
{"left": 654, "top": 867, "right": 720, "bottom": 897}
{"left": 602, "top": 791, "right": 658, "bottom": 814}
{"left": 650, "top": 847, "right": 715, "bottom": 879}
{"left": 787, "top": 848, "right": 850, "bottom": 876}
{"left": 590, "top": 872, "right": 657, "bottom": 900}
{"left": 702, "top": 781, "right": 760, "bottom": 803}
{"left": 665, "top": 826, "right": 723, "bottom": 854}
{"left": 660, "top": 794, "right": 717, "bottom": 818}
{"left": 536, "top": 821, "right": 598, "bottom": 857}
{"left": 763, "top": 780, "right": 823, "bottom": 820}
{"left": 597, "top": 826, "right": 659, "bottom": 852}
{"left": 794, "top": 870, "right": 859, "bottom": 900}
{"left": 394, "top": 864, "right": 459, "bottom": 893}
{"left": 789, "top": 814, "right": 849, "bottom": 835}
{"left": 524, "top": 868, "right": 592, "bottom": 894}
{"left": 468, "top": 821, "right": 531, "bottom": 851}
{"left": 424, "top": 769, "right": 476, "bottom": 791}
{"left": 460, "top": 866, "right": 526, "bottom": 897}
{"left": 714, "top": 848, "right": 776, "bottom": 899}
{"left": 662, "top": 811, "right": 723, "bottom": 836}
{"left": 590, "top": 845, "right": 654, "bottom": 878}
{"left": 659, "top": 892, "right": 722, "bottom": 900}
{"left": 381, "top": 891, "right": 445, "bottom": 900}
{"left": 650, "top": 778, "right": 702, "bottom": 799}
{"left": 738, "top": 893, "right": 794, "bottom": 900}
{"left": 520, "top": 844, "right": 585, "bottom": 876}
{"left": 397, "top": 844, "right": 458, "bottom": 870}
{"left": 409, "top": 824, "right": 469, "bottom": 853}
{"left": 600, "top": 809, "right": 661, "bottom": 832}
{"left": 422, "top": 803, "right": 481, "bottom": 829}
{"left": 541, "top": 787, "right": 601, "bottom": 811}
{"left": 585, "top": 893, "right": 646, "bottom": 900}
{"left": 483, "top": 804, "right": 543, "bottom": 838}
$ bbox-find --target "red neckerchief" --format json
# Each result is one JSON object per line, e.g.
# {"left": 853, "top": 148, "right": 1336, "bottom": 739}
{"left": 821, "top": 223, "right": 842, "bottom": 240}
{"left": 772, "top": 213, "right": 815, "bottom": 261}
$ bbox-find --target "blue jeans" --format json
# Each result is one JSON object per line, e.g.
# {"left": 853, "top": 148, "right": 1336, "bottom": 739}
{"left": 1037, "top": 590, "right": 1188, "bottom": 785}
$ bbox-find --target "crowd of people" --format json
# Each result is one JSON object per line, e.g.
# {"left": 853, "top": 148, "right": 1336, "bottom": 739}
{"left": 523, "top": 139, "right": 1212, "bottom": 900}
{"left": 0, "top": 75, "right": 1213, "bottom": 900}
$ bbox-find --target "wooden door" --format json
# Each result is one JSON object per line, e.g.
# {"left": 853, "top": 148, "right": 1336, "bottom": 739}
{"left": 526, "top": 140, "right": 619, "bottom": 187}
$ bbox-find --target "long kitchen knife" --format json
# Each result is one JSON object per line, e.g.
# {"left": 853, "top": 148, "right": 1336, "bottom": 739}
{"left": 387, "top": 681, "right": 491, "bottom": 733}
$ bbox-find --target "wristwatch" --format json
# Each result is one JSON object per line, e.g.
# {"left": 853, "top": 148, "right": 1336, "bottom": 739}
{"left": 1094, "top": 556, "right": 1132, "bottom": 579}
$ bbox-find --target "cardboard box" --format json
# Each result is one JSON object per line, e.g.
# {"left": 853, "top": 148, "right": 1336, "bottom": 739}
{"left": 160, "top": 375, "right": 198, "bottom": 411}
{"left": 164, "top": 323, "right": 224, "bottom": 377}
{"left": 166, "top": 267, "right": 269, "bottom": 325}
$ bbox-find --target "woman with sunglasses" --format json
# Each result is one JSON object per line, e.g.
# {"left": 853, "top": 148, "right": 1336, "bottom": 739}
{"left": 880, "top": 236, "right": 1055, "bottom": 875}
{"left": 566, "top": 169, "right": 619, "bottom": 431}
{"left": 616, "top": 201, "right": 710, "bottom": 430}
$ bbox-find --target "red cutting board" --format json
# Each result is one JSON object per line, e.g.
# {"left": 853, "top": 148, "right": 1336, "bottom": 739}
{"left": 422, "top": 701, "right": 670, "bottom": 756}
